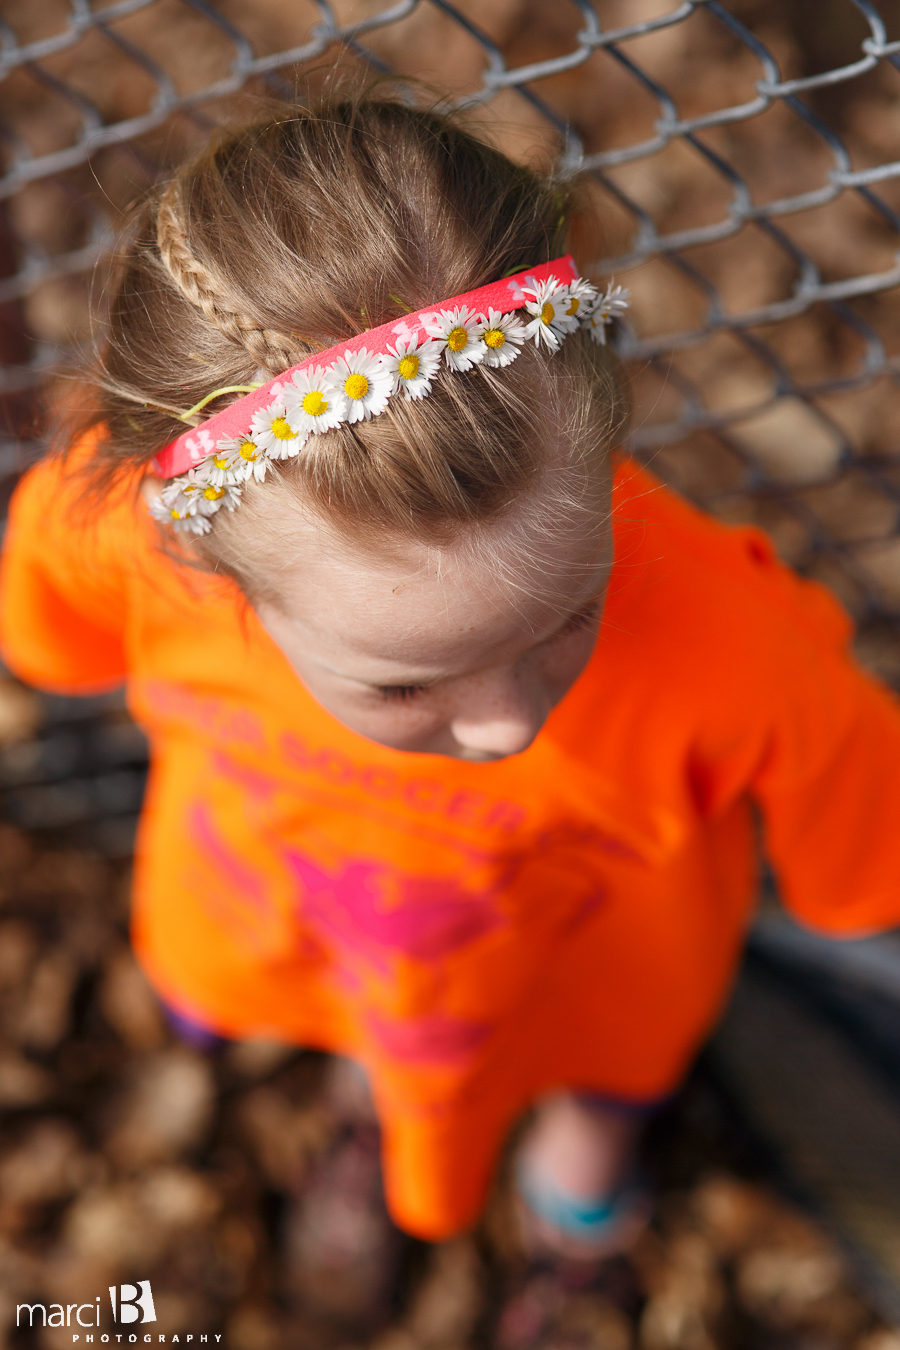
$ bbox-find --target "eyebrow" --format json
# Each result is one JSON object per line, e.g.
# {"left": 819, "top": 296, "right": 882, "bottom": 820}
{"left": 362, "top": 588, "right": 607, "bottom": 690}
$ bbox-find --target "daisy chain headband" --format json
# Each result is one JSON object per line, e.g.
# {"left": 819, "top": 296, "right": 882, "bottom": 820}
{"left": 149, "top": 256, "right": 629, "bottom": 534}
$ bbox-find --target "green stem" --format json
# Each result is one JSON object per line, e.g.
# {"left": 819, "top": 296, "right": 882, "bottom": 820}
{"left": 178, "top": 384, "right": 262, "bottom": 422}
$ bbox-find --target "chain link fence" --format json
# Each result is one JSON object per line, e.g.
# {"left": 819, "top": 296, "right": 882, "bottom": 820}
{"left": 2, "top": 2, "right": 900, "bottom": 671}
{"left": 4, "top": 0, "right": 900, "bottom": 842}
{"left": 5, "top": 2, "right": 900, "bottom": 1326}
{"left": 3, "top": 0, "right": 900, "bottom": 843}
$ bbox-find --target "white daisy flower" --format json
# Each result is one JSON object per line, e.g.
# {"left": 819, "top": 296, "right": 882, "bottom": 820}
{"left": 284, "top": 365, "right": 348, "bottom": 438}
{"left": 326, "top": 348, "right": 393, "bottom": 424}
{"left": 203, "top": 481, "right": 242, "bottom": 514}
{"left": 479, "top": 308, "right": 527, "bottom": 368}
{"left": 585, "top": 281, "right": 631, "bottom": 345}
{"left": 521, "top": 278, "right": 576, "bottom": 351}
{"left": 148, "top": 470, "right": 241, "bottom": 534}
{"left": 174, "top": 514, "right": 212, "bottom": 536}
{"left": 157, "top": 470, "right": 206, "bottom": 520}
{"left": 167, "top": 497, "right": 222, "bottom": 534}
{"left": 148, "top": 491, "right": 179, "bottom": 526}
{"left": 424, "top": 305, "right": 486, "bottom": 372}
{"left": 147, "top": 495, "right": 212, "bottom": 535}
{"left": 206, "top": 436, "right": 268, "bottom": 487}
{"left": 250, "top": 398, "right": 306, "bottom": 460}
{"left": 174, "top": 486, "right": 241, "bottom": 532}
{"left": 382, "top": 335, "right": 444, "bottom": 401}
{"left": 561, "top": 277, "right": 599, "bottom": 323}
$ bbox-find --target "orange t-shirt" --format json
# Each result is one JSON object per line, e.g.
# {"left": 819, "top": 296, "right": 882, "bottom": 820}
{"left": 3, "top": 447, "right": 900, "bottom": 1239}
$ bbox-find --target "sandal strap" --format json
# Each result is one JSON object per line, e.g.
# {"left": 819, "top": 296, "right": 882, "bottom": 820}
{"left": 516, "top": 1160, "right": 644, "bottom": 1241}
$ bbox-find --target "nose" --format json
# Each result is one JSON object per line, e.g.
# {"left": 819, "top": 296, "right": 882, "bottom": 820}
{"left": 448, "top": 668, "right": 548, "bottom": 759}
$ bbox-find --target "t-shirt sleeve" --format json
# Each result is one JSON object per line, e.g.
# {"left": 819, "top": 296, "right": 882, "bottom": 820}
{"left": 743, "top": 541, "right": 900, "bottom": 937}
{"left": 0, "top": 452, "right": 129, "bottom": 691}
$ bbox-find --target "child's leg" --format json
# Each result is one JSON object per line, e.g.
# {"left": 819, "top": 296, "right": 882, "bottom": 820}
{"left": 284, "top": 1055, "right": 402, "bottom": 1328}
{"left": 514, "top": 1090, "right": 651, "bottom": 1260}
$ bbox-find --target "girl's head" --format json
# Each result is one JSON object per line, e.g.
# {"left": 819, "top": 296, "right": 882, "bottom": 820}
{"left": 84, "top": 94, "right": 627, "bottom": 758}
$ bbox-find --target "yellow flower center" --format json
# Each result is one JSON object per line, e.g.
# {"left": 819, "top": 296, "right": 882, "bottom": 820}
{"left": 203, "top": 485, "right": 225, "bottom": 501}
{"left": 240, "top": 440, "right": 257, "bottom": 461}
{"left": 170, "top": 508, "right": 184, "bottom": 520}
{"left": 213, "top": 454, "right": 230, "bottom": 469}
{"left": 398, "top": 354, "right": 420, "bottom": 380}
{"left": 344, "top": 373, "right": 369, "bottom": 400}
{"left": 447, "top": 326, "right": 469, "bottom": 352}
{"left": 566, "top": 296, "right": 580, "bottom": 316}
{"left": 541, "top": 301, "right": 555, "bottom": 325}
{"left": 484, "top": 328, "right": 505, "bottom": 349}
{"left": 271, "top": 416, "right": 295, "bottom": 439}
{"left": 301, "top": 391, "right": 327, "bottom": 417}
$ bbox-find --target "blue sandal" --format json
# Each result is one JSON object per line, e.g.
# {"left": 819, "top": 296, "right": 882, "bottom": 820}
{"left": 515, "top": 1159, "right": 650, "bottom": 1255}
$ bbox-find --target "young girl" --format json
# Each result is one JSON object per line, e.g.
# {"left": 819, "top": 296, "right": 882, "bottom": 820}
{"left": 3, "top": 95, "right": 900, "bottom": 1270}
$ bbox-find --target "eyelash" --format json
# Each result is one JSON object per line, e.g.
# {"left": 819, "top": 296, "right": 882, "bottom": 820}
{"left": 556, "top": 599, "right": 602, "bottom": 637}
{"left": 376, "top": 683, "right": 428, "bottom": 702}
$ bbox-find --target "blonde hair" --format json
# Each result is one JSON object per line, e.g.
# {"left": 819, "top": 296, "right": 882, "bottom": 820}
{"left": 76, "top": 94, "right": 628, "bottom": 600}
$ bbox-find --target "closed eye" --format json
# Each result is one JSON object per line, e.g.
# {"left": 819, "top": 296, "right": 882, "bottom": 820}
{"left": 376, "top": 683, "right": 429, "bottom": 702}
{"left": 554, "top": 598, "right": 602, "bottom": 638}
{"left": 372, "top": 599, "right": 601, "bottom": 701}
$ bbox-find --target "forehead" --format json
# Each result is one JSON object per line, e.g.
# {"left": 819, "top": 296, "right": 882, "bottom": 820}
{"left": 265, "top": 489, "right": 611, "bottom": 667}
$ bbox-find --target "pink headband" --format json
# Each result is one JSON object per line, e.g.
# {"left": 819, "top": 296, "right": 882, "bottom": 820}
{"left": 147, "top": 256, "right": 629, "bottom": 535}
{"left": 153, "top": 256, "right": 579, "bottom": 479}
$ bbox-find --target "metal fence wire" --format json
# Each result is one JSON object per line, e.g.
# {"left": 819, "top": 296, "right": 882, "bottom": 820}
{"left": 4, "top": 0, "right": 900, "bottom": 687}
{"left": 11, "top": 6, "right": 900, "bottom": 1312}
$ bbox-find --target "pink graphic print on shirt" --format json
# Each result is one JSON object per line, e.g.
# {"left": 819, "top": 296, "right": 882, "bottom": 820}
{"left": 285, "top": 850, "right": 511, "bottom": 1065}
{"left": 285, "top": 851, "right": 507, "bottom": 971}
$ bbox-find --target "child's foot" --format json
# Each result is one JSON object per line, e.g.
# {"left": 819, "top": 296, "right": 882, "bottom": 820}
{"left": 283, "top": 1119, "right": 403, "bottom": 1327}
{"left": 513, "top": 1091, "right": 651, "bottom": 1263}
{"left": 283, "top": 1057, "right": 402, "bottom": 1329}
